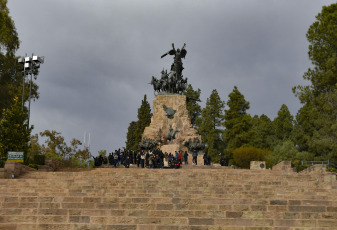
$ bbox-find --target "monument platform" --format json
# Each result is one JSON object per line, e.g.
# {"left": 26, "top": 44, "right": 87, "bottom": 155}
{"left": 142, "top": 94, "right": 201, "bottom": 153}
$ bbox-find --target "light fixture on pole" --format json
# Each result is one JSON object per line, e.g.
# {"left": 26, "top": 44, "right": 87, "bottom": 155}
{"left": 18, "top": 54, "right": 45, "bottom": 128}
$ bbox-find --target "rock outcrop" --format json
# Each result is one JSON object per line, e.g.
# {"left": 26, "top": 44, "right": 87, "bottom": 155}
{"left": 142, "top": 94, "right": 201, "bottom": 152}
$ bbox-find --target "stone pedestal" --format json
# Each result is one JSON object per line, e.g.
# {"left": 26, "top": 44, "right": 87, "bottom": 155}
{"left": 142, "top": 94, "right": 201, "bottom": 152}
{"left": 250, "top": 161, "right": 266, "bottom": 170}
{"left": 161, "top": 144, "right": 180, "bottom": 155}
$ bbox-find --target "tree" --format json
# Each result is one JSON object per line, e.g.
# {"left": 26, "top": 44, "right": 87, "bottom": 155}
{"left": 249, "top": 114, "right": 275, "bottom": 149}
{"left": 273, "top": 104, "right": 293, "bottom": 141}
{"left": 223, "top": 86, "right": 251, "bottom": 151}
{"left": 268, "top": 140, "right": 313, "bottom": 167}
{"left": 198, "top": 89, "right": 225, "bottom": 159}
{"left": 0, "top": 0, "right": 19, "bottom": 55}
{"left": 133, "top": 95, "right": 152, "bottom": 150}
{"left": 298, "top": 3, "right": 337, "bottom": 96}
{"left": 0, "top": 96, "right": 31, "bottom": 164}
{"left": 125, "top": 121, "right": 137, "bottom": 150}
{"left": 183, "top": 84, "right": 202, "bottom": 127}
{"left": 0, "top": 0, "right": 39, "bottom": 119}
{"left": 293, "top": 4, "right": 337, "bottom": 161}
{"left": 40, "top": 130, "right": 70, "bottom": 160}
{"left": 27, "top": 134, "right": 42, "bottom": 163}
{"left": 0, "top": 0, "right": 20, "bottom": 114}
{"left": 40, "top": 130, "right": 92, "bottom": 167}
{"left": 98, "top": 150, "right": 107, "bottom": 157}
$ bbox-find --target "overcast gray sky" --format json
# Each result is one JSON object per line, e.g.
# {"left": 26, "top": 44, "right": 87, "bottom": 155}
{"left": 7, "top": 0, "right": 336, "bottom": 156}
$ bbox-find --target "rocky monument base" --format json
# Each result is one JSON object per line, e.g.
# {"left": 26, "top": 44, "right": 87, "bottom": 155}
{"left": 161, "top": 144, "right": 180, "bottom": 155}
{"left": 142, "top": 94, "right": 201, "bottom": 153}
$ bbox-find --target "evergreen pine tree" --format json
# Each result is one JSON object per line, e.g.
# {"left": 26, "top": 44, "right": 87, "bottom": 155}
{"left": 133, "top": 95, "right": 152, "bottom": 150}
{"left": 249, "top": 114, "right": 275, "bottom": 149}
{"left": 273, "top": 104, "right": 293, "bottom": 141}
{"left": 223, "top": 86, "right": 251, "bottom": 151}
{"left": 183, "top": 84, "right": 201, "bottom": 127}
{"left": 125, "top": 121, "right": 137, "bottom": 150}
{"left": 198, "top": 89, "right": 225, "bottom": 159}
{"left": 293, "top": 3, "right": 337, "bottom": 160}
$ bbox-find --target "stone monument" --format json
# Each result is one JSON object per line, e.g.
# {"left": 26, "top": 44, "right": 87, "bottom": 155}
{"left": 142, "top": 43, "right": 203, "bottom": 154}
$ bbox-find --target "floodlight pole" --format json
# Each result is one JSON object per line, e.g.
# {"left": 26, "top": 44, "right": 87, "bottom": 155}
{"left": 19, "top": 54, "right": 28, "bottom": 110}
{"left": 22, "top": 64, "right": 25, "bottom": 109}
{"left": 27, "top": 53, "right": 34, "bottom": 129}
{"left": 28, "top": 61, "right": 33, "bottom": 129}
{"left": 18, "top": 54, "right": 44, "bottom": 129}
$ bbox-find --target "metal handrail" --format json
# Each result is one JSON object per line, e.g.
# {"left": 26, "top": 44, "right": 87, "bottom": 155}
{"left": 301, "top": 160, "right": 330, "bottom": 169}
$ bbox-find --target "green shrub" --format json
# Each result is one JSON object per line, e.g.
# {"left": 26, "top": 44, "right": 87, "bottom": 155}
{"left": 33, "top": 155, "right": 45, "bottom": 165}
{"left": 0, "top": 156, "right": 7, "bottom": 168}
{"left": 327, "top": 167, "right": 337, "bottom": 173}
{"left": 295, "top": 164, "right": 309, "bottom": 172}
{"left": 233, "top": 146, "right": 272, "bottom": 169}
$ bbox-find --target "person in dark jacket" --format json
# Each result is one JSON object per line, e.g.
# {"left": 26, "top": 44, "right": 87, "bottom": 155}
{"left": 203, "top": 154, "right": 208, "bottom": 165}
{"left": 192, "top": 151, "right": 198, "bottom": 165}
{"left": 184, "top": 151, "right": 188, "bottom": 165}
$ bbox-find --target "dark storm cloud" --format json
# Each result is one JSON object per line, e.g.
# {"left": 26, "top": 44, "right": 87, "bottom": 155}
{"left": 7, "top": 0, "right": 336, "bottom": 155}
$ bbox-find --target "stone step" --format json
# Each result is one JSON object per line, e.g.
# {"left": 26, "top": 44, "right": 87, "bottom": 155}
{"left": 0, "top": 192, "right": 333, "bottom": 203}
{"left": 1, "top": 197, "right": 333, "bottom": 207}
{"left": 0, "top": 223, "right": 334, "bottom": 230}
{"left": 15, "top": 176, "right": 333, "bottom": 189}
{"left": 1, "top": 197, "right": 336, "bottom": 206}
{"left": 1, "top": 177, "right": 333, "bottom": 187}
{"left": 15, "top": 175, "right": 330, "bottom": 186}
{"left": 0, "top": 207, "right": 336, "bottom": 219}
{"left": 0, "top": 216, "right": 336, "bottom": 228}
{"left": 0, "top": 186, "right": 334, "bottom": 196}
{"left": 0, "top": 184, "right": 334, "bottom": 196}
{"left": 1, "top": 202, "right": 336, "bottom": 215}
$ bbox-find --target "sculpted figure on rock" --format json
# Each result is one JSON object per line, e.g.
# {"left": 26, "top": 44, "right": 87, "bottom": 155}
{"left": 151, "top": 43, "right": 188, "bottom": 95}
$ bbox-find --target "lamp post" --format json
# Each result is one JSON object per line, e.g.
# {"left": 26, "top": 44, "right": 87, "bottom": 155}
{"left": 18, "top": 54, "right": 44, "bottom": 128}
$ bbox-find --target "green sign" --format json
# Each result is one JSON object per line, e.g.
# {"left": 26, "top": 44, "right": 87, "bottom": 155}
{"left": 7, "top": 151, "right": 24, "bottom": 163}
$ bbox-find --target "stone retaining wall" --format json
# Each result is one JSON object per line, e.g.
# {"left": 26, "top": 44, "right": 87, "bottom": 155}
{"left": 299, "top": 164, "right": 337, "bottom": 183}
{"left": 272, "top": 161, "right": 296, "bottom": 174}
{"left": 3, "top": 162, "right": 36, "bottom": 179}
{"left": 0, "top": 168, "right": 5, "bottom": 179}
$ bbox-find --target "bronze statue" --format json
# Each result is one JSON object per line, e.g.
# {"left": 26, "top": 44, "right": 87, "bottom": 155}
{"left": 150, "top": 43, "right": 188, "bottom": 95}
{"left": 163, "top": 105, "right": 176, "bottom": 119}
{"left": 161, "top": 43, "right": 187, "bottom": 76}
{"left": 166, "top": 125, "right": 180, "bottom": 142}
{"left": 184, "top": 137, "right": 205, "bottom": 152}
{"left": 138, "top": 138, "right": 158, "bottom": 151}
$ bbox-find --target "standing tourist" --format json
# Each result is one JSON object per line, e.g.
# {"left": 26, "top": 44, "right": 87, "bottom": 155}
{"left": 148, "top": 153, "right": 154, "bottom": 169}
{"left": 192, "top": 150, "right": 198, "bottom": 165}
{"left": 178, "top": 151, "right": 182, "bottom": 164}
{"left": 113, "top": 151, "right": 118, "bottom": 168}
{"left": 141, "top": 152, "right": 145, "bottom": 168}
{"left": 136, "top": 151, "right": 141, "bottom": 167}
{"left": 184, "top": 151, "right": 188, "bottom": 165}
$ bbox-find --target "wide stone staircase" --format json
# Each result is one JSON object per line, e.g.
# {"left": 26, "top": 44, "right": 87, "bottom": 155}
{"left": 0, "top": 163, "right": 336, "bottom": 229}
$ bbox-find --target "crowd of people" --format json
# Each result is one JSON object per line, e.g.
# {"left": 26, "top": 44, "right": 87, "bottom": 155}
{"left": 93, "top": 149, "right": 191, "bottom": 169}
{"left": 93, "top": 149, "right": 231, "bottom": 168}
